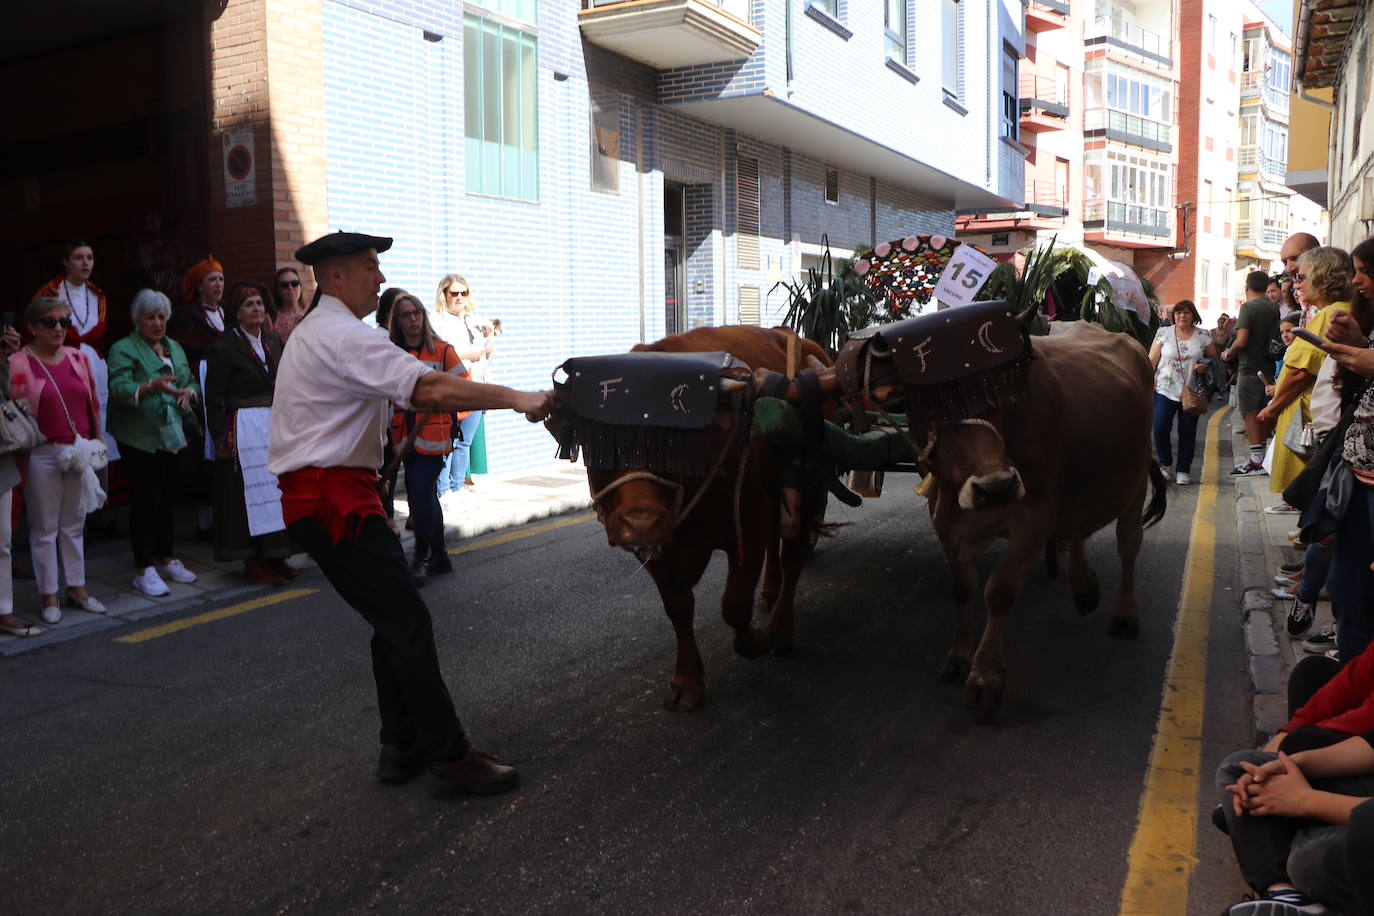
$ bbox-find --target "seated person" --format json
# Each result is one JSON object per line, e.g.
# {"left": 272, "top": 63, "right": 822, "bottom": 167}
{"left": 1265, "top": 640, "right": 1374, "bottom": 755}
{"left": 1217, "top": 734, "right": 1374, "bottom": 915}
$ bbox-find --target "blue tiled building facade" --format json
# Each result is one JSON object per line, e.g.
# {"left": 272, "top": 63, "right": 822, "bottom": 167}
{"left": 318, "top": 0, "right": 1023, "bottom": 475}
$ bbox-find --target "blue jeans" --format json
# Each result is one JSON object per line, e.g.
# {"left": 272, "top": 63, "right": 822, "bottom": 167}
{"left": 1297, "top": 540, "right": 1333, "bottom": 603}
{"left": 1152, "top": 392, "right": 1199, "bottom": 473}
{"left": 439, "top": 411, "right": 483, "bottom": 495}
{"left": 402, "top": 451, "right": 445, "bottom": 552}
{"left": 1326, "top": 482, "right": 1374, "bottom": 661}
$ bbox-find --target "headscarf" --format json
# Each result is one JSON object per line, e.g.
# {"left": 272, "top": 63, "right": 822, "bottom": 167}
{"left": 224, "top": 280, "right": 273, "bottom": 331}
{"left": 182, "top": 255, "right": 225, "bottom": 303}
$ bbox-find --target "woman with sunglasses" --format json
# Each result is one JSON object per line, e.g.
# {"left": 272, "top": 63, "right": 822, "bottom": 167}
{"left": 107, "top": 289, "right": 202, "bottom": 598}
{"left": 431, "top": 274, "right": 493, "bottom": 500}
{"left": 7, "top": 297, "right": 107, "bottom": 622}
{"left": 271, "top": 266, "right": 309, "bottom": 341}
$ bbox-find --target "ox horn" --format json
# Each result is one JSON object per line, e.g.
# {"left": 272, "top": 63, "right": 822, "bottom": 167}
{"left": 718, "top": 377, "right": 750, "bottom": 393}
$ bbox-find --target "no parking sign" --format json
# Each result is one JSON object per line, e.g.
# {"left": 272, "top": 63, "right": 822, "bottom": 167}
{"left": 223, "top": 127, "right": 257, "bottom": 208}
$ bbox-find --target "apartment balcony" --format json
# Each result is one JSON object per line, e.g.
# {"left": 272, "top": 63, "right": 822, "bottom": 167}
{"left": 578, "top": 0, "right": 760, "bottom": 69}
{"left": 1084, "top": 108, "right": 1171, "bottom": 153}
{"left": 1085, "top": 12, "right": 1173, "bottom": 68}
{"left": 1084, "top": 199, "right": 1173, "bottom": 247}
{"left": 1238, "top": 145, "right": 1287, "bottom": 183}
{"left": 1025, "top": 0, "right": 1070, "bottom": 33}
{"left": 1235, "top": 219, "right": 1285, "bottom": 259}
{"left": 1018, "top": 75, "right": 1070, "bottom": 133}
{"left": 954, "top": 180, "right": 1067, "bottom": 233}
{"left": 1240, "top": 71, "right": 1290, "bottom": 115}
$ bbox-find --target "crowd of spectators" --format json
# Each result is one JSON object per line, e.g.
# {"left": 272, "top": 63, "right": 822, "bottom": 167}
{"left": 0, "top": 241, "right": 495, "bottom": 636}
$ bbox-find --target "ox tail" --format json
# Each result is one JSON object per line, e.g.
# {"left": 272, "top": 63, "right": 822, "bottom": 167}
{"left": 1142, "top": 460, "right": 1168, "bottom": 530}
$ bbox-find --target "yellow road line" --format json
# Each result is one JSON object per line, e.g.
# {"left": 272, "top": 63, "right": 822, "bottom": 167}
{"left": 118, "top": 512, "right": 597, "bottom": 643}
{"left": 446, "top": 512, "right": 594, "bottom": 555}
{"left": 1118, "top": 405, "right": 1230, "bottom": 915}
{"left": 116, "top": 588, "right": 319, "bottom": 643}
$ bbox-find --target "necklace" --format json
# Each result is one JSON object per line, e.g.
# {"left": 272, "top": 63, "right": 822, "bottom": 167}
{"left": 61, "top": 281, "right": 93, "bottom": 334}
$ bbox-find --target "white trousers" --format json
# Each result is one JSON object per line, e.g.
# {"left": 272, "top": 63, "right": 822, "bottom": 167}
{"left": 25, "top": 443, "right": 87, "bottom": 594}
{"left": 0, "top": 489, "right": 13, "bottom": 615}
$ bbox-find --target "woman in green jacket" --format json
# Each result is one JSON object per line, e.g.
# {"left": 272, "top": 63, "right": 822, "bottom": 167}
{"left": 106, "top": 289, "right": 203, "bottom": 598}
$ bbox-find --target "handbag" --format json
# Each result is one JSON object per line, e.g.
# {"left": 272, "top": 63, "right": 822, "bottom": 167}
{"left": 1283, "top": 381, "right": 1368, "bottom": 512}
{"left": 1281, "top": 405, "right": 1315, "bottom": 460}
{"left": 1175, "top": 328, "right": 1207, "bottom": 415}
{"left": 0, "top": 398, "right": 46, "bottom": 456}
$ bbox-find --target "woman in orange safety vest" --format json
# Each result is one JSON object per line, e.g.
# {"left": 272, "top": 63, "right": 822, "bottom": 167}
{"left": 386, "top": 291, "right": 467, "bottom": 586}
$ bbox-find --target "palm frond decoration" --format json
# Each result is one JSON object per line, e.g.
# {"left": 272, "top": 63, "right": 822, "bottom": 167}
{"left": 774, "top": 235, "right": 878, "bottom": 355}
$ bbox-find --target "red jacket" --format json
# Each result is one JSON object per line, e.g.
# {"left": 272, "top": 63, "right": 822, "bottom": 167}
{"left": 1283, "top": 639, "right": 1374, "bottom": 737}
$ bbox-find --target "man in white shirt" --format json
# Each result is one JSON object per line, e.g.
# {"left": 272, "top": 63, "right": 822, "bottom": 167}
{"left": 269, "top": 231, "right": 552, "bottom": 797}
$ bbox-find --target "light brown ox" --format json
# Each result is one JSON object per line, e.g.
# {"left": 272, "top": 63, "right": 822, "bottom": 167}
{"left": 572, "top": 326, "right": 831, "bottom": 712}
{"left": 860, "top": 320, "right": 1166, "bottom": 718}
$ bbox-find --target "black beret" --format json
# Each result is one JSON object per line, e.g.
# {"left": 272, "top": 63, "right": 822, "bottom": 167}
{"left": 295, "top": 231, "right": 393, "bottom": 266}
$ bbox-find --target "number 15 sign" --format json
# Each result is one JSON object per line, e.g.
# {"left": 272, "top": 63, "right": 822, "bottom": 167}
{"left": 932, "top": 243, "right": 998, "bottom": 307}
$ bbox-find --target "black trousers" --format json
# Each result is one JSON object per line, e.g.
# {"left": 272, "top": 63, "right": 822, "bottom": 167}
{"left": 289, "top": 513, "right": 469, "bottom": 764}
{"left": 1323, "top": 798, "right": 1374, "bottom": 913}
{"left": 120, "top": 444, "right": 179, "bottom": 569}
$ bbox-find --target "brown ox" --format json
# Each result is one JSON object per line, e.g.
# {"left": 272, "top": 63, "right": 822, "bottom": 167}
{"left": 885, "top": 320, "right": 1165, "bottom": 717}
{"left": 572, "top": 326, "right": 831, "bottom": 711}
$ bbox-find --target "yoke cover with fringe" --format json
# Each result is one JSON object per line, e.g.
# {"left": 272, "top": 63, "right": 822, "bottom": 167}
{"left": 835, "top": 300, "right": 1032, "bottom": 425}
{"left": 554, "top": 351, "right": 745, "bottom": 476}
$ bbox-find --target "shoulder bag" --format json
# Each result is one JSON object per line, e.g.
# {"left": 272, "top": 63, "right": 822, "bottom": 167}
{"left": 1175, "top": 328, "right": 1208, "bottom": 416}
{"left": 0, "top": 398, "right": 45, "bottom": 456}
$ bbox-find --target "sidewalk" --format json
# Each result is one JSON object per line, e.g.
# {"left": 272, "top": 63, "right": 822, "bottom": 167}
{"left": 1229, "top": 414, "right": 1335, "bottom": 740}
{"left": 0, "top": 460, "right": 592, "bottom": 657}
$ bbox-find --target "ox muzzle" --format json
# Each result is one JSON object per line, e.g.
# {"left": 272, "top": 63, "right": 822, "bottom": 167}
{"left": 957, "top": 468, "right": 1025, "bottom": 511}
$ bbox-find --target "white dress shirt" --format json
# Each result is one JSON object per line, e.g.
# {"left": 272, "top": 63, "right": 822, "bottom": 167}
{"left": 268, "top": 295, "right": 431, "bottom": 475}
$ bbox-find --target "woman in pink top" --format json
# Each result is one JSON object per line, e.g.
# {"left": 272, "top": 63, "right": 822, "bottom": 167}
{"left": 9, "top": 297, "right": 106, "bottom": 622}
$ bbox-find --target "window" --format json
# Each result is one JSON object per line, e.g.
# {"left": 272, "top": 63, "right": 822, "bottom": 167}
{"left": 1263, "top": 122, "right": 1288, "bottom": 162}
{"left": 885, "top": 0, "right": 908, "bottom": 63}
{"left": 1240, "top": 112, "right": 1258, "bottom": 146}
{"left": 590, "top": 86, "right": 619, "bottom": 193}
{"left": 472, "top": 0, "right": 536, "bottom": 22}
{"left": 1200, "top": 259, "right": 1211, "bottom": 296}
{"left": 1207, "top": 15, "right": 1217, "bottom": 57}
{"left": 1105, "top": 68, "right": 1171, "bottom": 123}
{"left": 942, "top": 0, "right": 962, "bottom": 99}
{"left": 1203, "top": 179, "right": 1213, "bottom": 232}
{"left": 1103, "top": 150, "right": 1170, "bottom": 209}
{"left": 464, "top": 13, "right": 539, "bottom": 200}
{"left": 1055, "top": 158, "right": 1070, "bottom": 208}
{"left": 811, "top": 0, "right": 838, "bottom": 16}
{"left": 1055, "top": 63, "right": 1071, "bottom": 106}
{"left": 825, "top": 167, "right": 839, "bottom": 204}
{"left": 1230, "top": 32, "right": 1239, "bottom": 71}
{"left": 1001, "top": 44, "right": 1018, "bottom": 140}
{"left": 1268, "top": 49, "right": 1291, "bottom": 93}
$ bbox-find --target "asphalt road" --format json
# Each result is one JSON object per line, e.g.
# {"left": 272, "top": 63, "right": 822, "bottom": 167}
{"left": 0, "top": 442, "right": 1257, "bottom": 915}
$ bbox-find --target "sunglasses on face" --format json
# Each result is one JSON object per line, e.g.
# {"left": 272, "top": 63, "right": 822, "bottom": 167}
{"left": 446, "top": 289, "right": 469, "bottom": 297}
{"left": 278, "top": 279, "right": 301, "bottom": 288}
{"left": 33, "top": 317, "right": 72, "bottom": 329}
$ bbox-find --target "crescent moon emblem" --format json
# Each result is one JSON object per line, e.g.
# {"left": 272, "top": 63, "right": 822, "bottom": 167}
{"left": 670, "top": 383, "right": 688, "bottom": 412}
{"left": 977, "top": 321, "right": 1003, "bottom": 354}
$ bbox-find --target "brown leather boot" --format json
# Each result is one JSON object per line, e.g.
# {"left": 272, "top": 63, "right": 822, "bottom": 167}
{"left": 427, "top": 747, "right": 518, "bottom": 797}
{"left": 244, "top": 558, "right": 285, "bottom": 585}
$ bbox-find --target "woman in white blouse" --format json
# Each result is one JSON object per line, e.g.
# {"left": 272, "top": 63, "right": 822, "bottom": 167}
{"left": 1148, "top": 300, "right": 1218, "bottom": 486}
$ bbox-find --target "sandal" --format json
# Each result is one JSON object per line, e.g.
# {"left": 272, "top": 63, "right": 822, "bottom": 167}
{"left": 0, "top": 619, "right": 43, "bottom": 638}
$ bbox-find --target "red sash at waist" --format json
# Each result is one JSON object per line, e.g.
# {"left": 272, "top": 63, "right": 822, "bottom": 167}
{"left": 278, "top": 466, "right": 383, "bottom": 544}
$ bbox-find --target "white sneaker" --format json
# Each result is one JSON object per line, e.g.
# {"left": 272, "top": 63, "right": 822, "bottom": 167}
{"left": 1176, "top": 472, "right": 1191, "bottom": 485}
{"left": 41, "top": 604, "right": 61, "bottom": 625}
{"left": 157, "top": 558, "right": 198, "bottom": 584}
{"left": 132, "top": 567, "right": 171, "bottom": 597}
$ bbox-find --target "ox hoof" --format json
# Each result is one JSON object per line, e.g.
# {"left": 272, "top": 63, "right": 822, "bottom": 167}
{"left": 768, "top": 630, "right": 795, "bottom": 657}
{"left": 1071, "top": 574, "right": 1101, "bottom": 617}
{"left": 963, "top": 671, "right": 1005, "bottom": 721}
{"left": 1108, "top": 615, "right": 1140, "bottom": 639}
{"left": 663, "top": 680, "right": 705, "bottom": 712}
{"left": 733, "top": 627, "right": 770, "bottom": 659}
{"left": 938, "top": 653, "right": 971, "bottom": 683}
